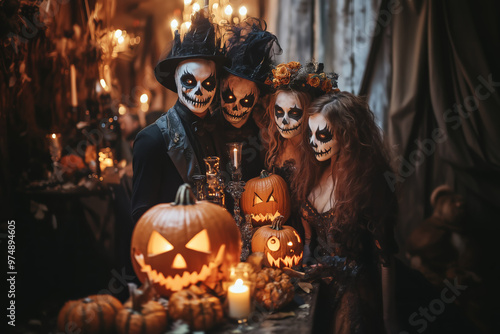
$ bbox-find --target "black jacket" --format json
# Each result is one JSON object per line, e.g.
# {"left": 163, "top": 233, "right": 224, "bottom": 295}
{"left": 131, "top": 101, "right": 223, "bottom": 223}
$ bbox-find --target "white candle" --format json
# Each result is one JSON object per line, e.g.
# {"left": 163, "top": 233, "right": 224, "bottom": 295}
{"left": 228, "top": 279, "right": 250, "bottom": 319}
{"left": 233, "top": 147, "right": 238, "bottom": 169}
{"left": 70, "top": 64, "right": 77, "bottom": 107}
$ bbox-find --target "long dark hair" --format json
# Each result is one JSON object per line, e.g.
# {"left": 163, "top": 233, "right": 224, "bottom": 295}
{"left": 293, "top": 92, "right": 398, "bottom": 246}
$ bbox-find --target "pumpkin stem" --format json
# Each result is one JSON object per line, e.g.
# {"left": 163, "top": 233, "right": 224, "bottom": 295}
{"left": 260, "top": 169, "right": 270, "bottom": 178}
{"left": 173, "top": 183, "right": 197, "bottom": 206}
{"left": 271, "top": 215, "right": 285, "bottom": 230}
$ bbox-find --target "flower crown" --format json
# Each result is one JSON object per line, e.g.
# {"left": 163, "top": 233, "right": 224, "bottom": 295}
{"left": 265, "top": 61, "right": 339, "bottom": 97}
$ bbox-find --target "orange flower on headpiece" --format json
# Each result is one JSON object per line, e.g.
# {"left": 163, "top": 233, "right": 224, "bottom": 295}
{"left": 307, "top": 74, "right": 321, "bottom": 88}
{"left": 286, "top": 61, "right": 301, "bottom": 73}
{"left": 321, "top": 79, "right": 333, "bottom": 92}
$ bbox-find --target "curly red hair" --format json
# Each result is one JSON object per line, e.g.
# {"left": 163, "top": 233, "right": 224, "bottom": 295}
{"left": 292, "top": 92, "right": 398, "bottom": 253}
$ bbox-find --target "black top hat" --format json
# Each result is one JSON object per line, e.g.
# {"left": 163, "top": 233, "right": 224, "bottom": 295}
{"left": 155, "top": 11, "right": 225, "bottom": 92}
{"left": 223, "top": 19, "right": 281, "bottom": 94}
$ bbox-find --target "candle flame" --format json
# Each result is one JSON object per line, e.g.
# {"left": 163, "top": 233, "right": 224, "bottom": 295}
{"left": 192, "top": 3, "right": 200, "bottom": 12}
{"left": 239, "top": 6, "right": 247, "bottom": 16}
{"left": 235, "top": 278, "right": 244, "bottom": 287}
{"left": 171, "top": 19, "right": 179, "bottom": 30}
{"left": 51, "top": 133, "right": 56, "bottom": 139}
{"left": 225, "top": 5, "right": 233, "bottom": 16}
{"left": 114, "top": 29, "right": 122, "bottom": 38}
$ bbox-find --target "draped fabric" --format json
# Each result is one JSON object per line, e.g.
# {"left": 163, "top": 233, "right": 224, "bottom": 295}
{"left": 268, "top": 0, "right": 500, "bottom": 247}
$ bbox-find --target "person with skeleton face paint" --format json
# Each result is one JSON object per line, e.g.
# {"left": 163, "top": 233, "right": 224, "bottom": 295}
{"left": 265, "top": 61, "right": 337, "bottom": 187}
{"left": 131, "top": 12, "right": 225, "bottom": 223}
{"left": 264, "top": 61, "right": 339, "bottom": 244}
{"left": 292, "top": 92, "right": 399, "bottom": 333}
{"left": 216, "top": 19, "right": 280, "bottom": 181}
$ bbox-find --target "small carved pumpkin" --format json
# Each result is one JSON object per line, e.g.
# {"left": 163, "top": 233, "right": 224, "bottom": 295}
{"left": 131, "top": 184, "right": 241, "bottom": 297}
{"left": 252, "top": 216, "right": 303, "bottom": 268}
{"left": 254, "top": 268, "right": 294, "bottom": 311}
{"left": 168, "top": 285, "right": 224, "bottom": 331}
{"left": 241, "top": 170, "right": 291, "bottom": 226}
{"left": 57, "top": 294, "right": 123, "bottom": 334}
{"left": 115, "top": 282, "right": 167, "bottom": 334}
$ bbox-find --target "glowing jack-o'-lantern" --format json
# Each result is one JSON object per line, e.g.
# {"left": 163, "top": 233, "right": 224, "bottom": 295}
{"left": 251, "top": 216, "right": 303, "bottom": 268}
{"left": 241, "top": 170, "right": 291, "bottom": 227}
{"left": 131, "top": 184, "right": 241, "bottom": 296}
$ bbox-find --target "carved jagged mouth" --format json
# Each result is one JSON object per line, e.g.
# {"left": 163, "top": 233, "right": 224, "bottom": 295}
{"left": 251, "top": 211, "right": 281, "bottom": 223}
{"left": 277, "top": 121, "right": 301, "bottom": 134}
{"left": 183, "top": 93, "right": 211, "bottom": 108}
{"left": 314, "top": 147, "right": 332, "bottom": 157}
{"left": 134, "top": 245, "right": 225, "bottom": 292}
{"left": 266, "top": 252, "right": 303, "bottom": 268}
{"left": 222, "top": 107, "right": 249, "bottom": 120}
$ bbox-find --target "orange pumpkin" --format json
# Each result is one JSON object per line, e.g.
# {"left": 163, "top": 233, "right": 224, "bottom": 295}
{"left": 168, "top": 285, "right": 224, "bottom": 331}
{"left": 57, "top": 294, "right": 123, "bottom": 334}
{"left": 115, "top": 282, "right": 167, "bottom": 334}
{"left": 252, "top": 216, "right": 303, "bottom": 268}
{"left": 131, "top": 184, "right": 241, "bottom": 297}
{"left": 241, "top": 170, "right": 291, "bottom": 226}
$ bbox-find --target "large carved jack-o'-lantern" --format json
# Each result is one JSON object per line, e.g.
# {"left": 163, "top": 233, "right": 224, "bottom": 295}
{"left": 131, "top": 184, "right": 241, "bottom": 296}
{"left": 251, "top": 216, "right": 303, "bottom": 268}
{"left": 241, "top": 170, "right": 291, "bottom": 227}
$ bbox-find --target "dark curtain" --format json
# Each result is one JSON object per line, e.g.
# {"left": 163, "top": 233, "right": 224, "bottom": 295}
{"left": 363, "top": 0, "right": 500, "bottom": 246}
{"left": 360, "top": 1, "right": 500, "bottom": 329}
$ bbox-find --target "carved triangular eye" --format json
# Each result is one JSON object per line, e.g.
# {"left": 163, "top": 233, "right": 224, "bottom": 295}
{"left": 186, "top": 229, "right": 211, "bottom": 254}
{"left": 267, "top": 192, "right": 276, "bottom": 203}
{"left": 253, "top": 193, "right": 263, "bottom": 206}
{"left": 148, "top": 230, "right": 174, "bottom": 256}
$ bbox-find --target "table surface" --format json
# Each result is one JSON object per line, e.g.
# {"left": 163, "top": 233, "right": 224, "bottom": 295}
{"left": 210, "top": 283, "right": 319, "bottom": 334}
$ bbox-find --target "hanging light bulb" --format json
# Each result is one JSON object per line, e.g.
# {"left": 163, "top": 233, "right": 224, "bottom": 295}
{"left": 239, "top": 6, "right": 247, "bottom": 17}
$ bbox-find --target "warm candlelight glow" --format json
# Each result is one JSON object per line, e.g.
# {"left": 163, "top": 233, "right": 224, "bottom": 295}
{"left": 117, "top": 36, "right": 124, "bottom": 44}
{"left": 239, "top": 6, "right": 247, "bottom": 17}
{"left": 118, "top": 105, "right": 127, "bottom": 115}
{"left": 114, "top": 29, "right": 122, "bottom": 38}
{"left": 51, "top": 133, "right": 56, "bottom": 139}
{"left": 100, "top": 79, "right": 108, "bottom": 89}
{"left": 184, "top": 0, "right": 192, "bottom": 5}
{"left": 192, "top": 3, "right": 200, "bottom": 12}
{"left": 228, "top": 279, "right": 251, "bottom": 319}
{"left": 225, "top": 5, "right": 233, "bottom": 16}
{"left": 140, "top": 94, "right": 148, "bottom": 104}
{"left": 171, "top": 19, "right": 179, "bottom": 30}
{"left": 212, "top": 3, "right": 218, "bottom": 10}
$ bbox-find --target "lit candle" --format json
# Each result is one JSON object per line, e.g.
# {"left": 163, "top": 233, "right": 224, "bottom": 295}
{"left": 233, "top": 147, "right": 238, "bottom": 169}
{"left": 228, "top": 279, "right": 250, "bottom": 319}
{"left": 49, "top": 133, "right": 61, "bottom": 150}
{"left": 70, "top": 65, "right": 77, "bottom": 107}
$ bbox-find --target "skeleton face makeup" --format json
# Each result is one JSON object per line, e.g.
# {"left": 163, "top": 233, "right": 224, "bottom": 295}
{"left": 221, "top": 74, "right": 259, "bottom": 128}
{"left": 274, "top": 91, "right": 304, "bottom": 139}
{"left": 175, "top": 59, "right": 216, "bottom": 116}
{"left": 308, "top": 113, "right": 338, "bottom": 162}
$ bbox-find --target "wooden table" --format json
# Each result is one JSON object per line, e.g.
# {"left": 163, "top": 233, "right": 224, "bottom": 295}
{"left": 213, "top": 283, "right": 319, "bottom": 334}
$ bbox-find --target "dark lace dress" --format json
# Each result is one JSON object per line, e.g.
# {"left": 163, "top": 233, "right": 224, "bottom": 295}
{"left": 300, "top": 199, "right": 386, "bottom": 334}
